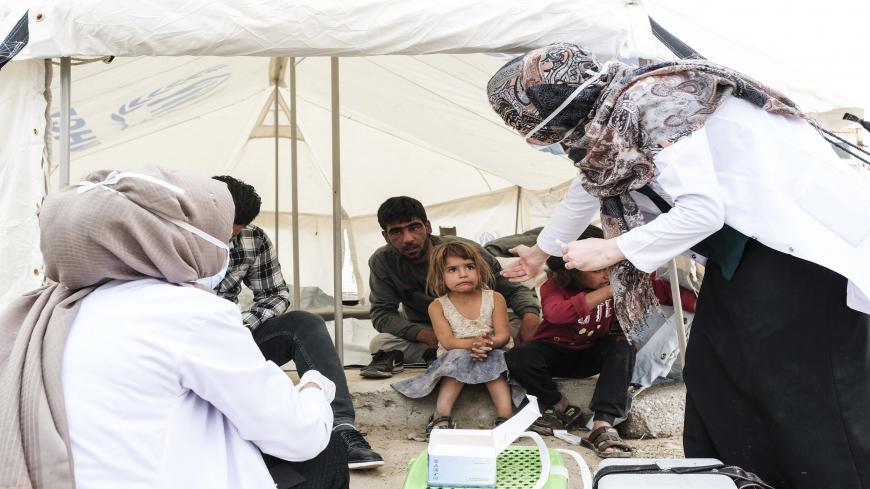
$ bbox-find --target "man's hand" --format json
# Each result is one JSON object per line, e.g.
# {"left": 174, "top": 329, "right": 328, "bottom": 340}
{"left": 501, "top": 245, "right": 550, "bottom": 283}
{"left": 518, "top": 313, "right": 541, "bottom": 344}
{"left": 470, "top": 332, "right": 493, "bottom": 361}
{"left": 561, "top": 238, "right": 625, "bottom": 271}
{"left": 415, "top": 328, "right": 439, "bottom": 348}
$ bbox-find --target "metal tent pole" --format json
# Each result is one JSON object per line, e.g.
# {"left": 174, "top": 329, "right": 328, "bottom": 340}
{"left": 59, "top": 57, "right": 71, "bottom": 189}
{"left": 330, "top": 57, "right": 344, "bottom": 361}
{"left": 668, "top": 258, "right": 689, "bottom": 367}
{"left": 273, "top": 83, "right": 280, "bottom": 253}
{"left": 289, "top": 57, "right": 301, "bottom": 311}
{"left": 645, "top": 19, "right": 702, "bottom": 369}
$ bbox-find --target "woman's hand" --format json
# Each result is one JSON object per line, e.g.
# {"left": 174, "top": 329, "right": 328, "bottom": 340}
{"left": 500, "top": 245, "right": 550, "bottom": 283}
{"left": 561, "top": 237, "right": 625, "bottom": 271}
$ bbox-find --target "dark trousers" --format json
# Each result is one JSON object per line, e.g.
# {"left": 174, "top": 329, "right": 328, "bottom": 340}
{"left": 684, "top": 241, "right": 870, "bottom": 489}
{"left": 506, "top": 333, "right": 635, "bottom": 424}
{"left": 252, "top": 311, "right": 355, "bottom": 427}
{"left": 264, "top": 431, "right": 349, "bottom": 489}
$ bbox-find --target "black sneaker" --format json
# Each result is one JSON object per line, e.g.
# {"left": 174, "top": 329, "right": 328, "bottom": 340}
{"left": 338, "top": 428, "right": 384, "bottom": 469}
{"left": 360, "top": 350, "right": 404, "bottom": 379}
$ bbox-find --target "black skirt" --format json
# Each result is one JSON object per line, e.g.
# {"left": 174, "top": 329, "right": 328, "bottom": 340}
{"left": 683, "top": 241, "right": 870, "bottom": 489}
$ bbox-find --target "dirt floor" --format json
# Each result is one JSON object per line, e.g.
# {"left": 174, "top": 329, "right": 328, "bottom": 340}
{"left": 350, "top": 425, "right": 684, "bottom": 488}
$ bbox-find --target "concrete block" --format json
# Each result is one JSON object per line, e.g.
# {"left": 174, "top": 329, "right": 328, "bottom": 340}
{"left": 620, "top": 382, "right": 686, "bottom": 439}
{"left": 346, "top": 370, "right": 686, "bottom": 439}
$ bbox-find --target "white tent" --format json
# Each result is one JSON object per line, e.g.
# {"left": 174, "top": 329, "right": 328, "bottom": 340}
{"left": 644, "top": 0, "right": 870, "bottom": 120}
{"left": 2, "top": 0, "right": 868, "bottom": 315}
{"left": 0, "top": 0, "right": 660, "bottom": 310}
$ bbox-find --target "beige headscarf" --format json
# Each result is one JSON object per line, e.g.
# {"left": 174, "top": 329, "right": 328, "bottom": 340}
{"left": 0, "top": 166, "right": 234, "bottom": 489}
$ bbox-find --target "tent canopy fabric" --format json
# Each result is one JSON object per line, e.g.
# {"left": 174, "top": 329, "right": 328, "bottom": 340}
{"left": 643, "top": 0, "right": 870, "bottom": 119}
{"left": 39, "top": 53, "right": 582, "bottom": 297}
{"left": 7, "top": 0, "right": 655, "bottom": 58}
{"left": 1, "top": 0, "right": 657, "bottom": 306}
{"left": 1, "top": 0, "right": 869, "bottom": 308}
{"left": 47, "top": 54, "right": 579, "bottom": 217}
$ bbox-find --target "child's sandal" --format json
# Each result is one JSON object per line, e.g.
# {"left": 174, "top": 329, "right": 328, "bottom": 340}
{"left": 560, "top": 405, "right": 586, "bottom": 430}
{"left": 425, "top": 414, "right": 456, "bottom": 440}
{"left": 529, "top": 407, "right": 562, "bottom": 437}
{"left": 494, "top": 416, "right": 510, "bottom": 428}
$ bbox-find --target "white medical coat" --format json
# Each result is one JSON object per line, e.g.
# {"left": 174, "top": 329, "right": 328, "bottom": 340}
{"left": 62, "top": 278, "right": 333, "bottom": 489}
{"left": 538, "top": 97, "right": 870, "bottom": 313}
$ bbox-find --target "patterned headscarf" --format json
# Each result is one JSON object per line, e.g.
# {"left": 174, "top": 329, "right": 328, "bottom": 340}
{"left": 486, "top": 43, "right": 618, "bottom": 148}
{"left": 488, "top": 43, "right": 803, "bottom": 346}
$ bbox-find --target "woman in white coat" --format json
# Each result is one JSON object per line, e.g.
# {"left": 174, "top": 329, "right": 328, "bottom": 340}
{"left": 487, "top": 43, "right": 870, "bottom": 489}
{"left": 0, "top": 167, "right": 348, "bottom": 489}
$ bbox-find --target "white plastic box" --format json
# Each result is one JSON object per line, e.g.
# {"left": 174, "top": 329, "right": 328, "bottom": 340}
{"left": 427, "top": 396, "right": 541, "bottom": 488}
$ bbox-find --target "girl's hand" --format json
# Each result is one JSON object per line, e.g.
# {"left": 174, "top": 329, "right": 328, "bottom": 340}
{"left": 500, "top": 245, "right": 549, "bottom": 283}
{"left": 561, "top": 238, "right": 625, "bottom": 271}
{"left": 470, "top": 332, "right": 493, "bottom": 361}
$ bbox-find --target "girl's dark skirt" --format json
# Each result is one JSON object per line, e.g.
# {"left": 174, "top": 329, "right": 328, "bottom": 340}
{"left": 684, "top": 241, "right": 870, "bottom": 489}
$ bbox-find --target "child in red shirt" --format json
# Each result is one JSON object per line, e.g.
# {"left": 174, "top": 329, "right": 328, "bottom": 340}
{"left": 506, "top": 230, "right": 695, "bottom": 458}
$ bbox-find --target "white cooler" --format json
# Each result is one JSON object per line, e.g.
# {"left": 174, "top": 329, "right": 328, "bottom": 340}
{"left": 595, "top": 458, "right": 739, "bottom": 489}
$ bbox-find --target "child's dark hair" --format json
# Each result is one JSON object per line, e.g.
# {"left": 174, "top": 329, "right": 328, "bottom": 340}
{"left": 212, "top": 175, "right": 261, "bottom": 225}
{"left": 426, "top": 241, "right": 493, "bottom": 297}
{"left": 377, "top": 196, "right": 428, "bottom": 230}
{"left": 546, "top": 225, "right": 605, "bottom": 289}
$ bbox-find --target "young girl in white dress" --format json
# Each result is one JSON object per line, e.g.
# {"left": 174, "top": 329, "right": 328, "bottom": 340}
{"left": 392, "top": 240, "right": 513, "bottom": 434}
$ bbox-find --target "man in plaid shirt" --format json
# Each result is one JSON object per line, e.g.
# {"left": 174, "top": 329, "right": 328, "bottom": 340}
{"left": 216, "top": 224, "right": 291, "bottom": 330}
{"left": 212, "top": 176, "right": 384, "bottom": 471}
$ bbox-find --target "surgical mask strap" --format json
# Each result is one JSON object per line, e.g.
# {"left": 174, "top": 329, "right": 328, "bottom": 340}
{"left": 75, "top": 171, "right": 229, "bottom": 252}
{"left": 524, "top": 61, "right": 614, "bottom": 145}
{"left": 77, "top": 170, "right": 185, "bottom": 195}
{"left": 164, "top": 216, "right": 229, "bottom": 251}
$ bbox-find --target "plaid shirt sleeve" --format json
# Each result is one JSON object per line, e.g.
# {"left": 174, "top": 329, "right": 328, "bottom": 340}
{"left": 242, "top": 228, "right": 290, "bottom": 330}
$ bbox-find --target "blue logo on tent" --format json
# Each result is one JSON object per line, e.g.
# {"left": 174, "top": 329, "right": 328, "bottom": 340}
{"left": 51, "top": 108, "right": 100, "bottom": 152}
{"left": 111, "top": 65, "right": 231, "bottom": 130}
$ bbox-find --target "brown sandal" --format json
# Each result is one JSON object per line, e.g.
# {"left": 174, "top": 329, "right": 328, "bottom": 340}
{"left": 559, "top": 405, "right": 586, "bottom": 430}
{"left": 529, "top": 407, "right": 562, "bottom": 437}
{"left": 425, "top": 414, "right": 456, "bottom": 440}
{"left": 581, "top": 425, "right": 632, "bottom": 458}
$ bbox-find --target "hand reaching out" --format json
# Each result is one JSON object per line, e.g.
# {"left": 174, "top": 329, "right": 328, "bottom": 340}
{"left": 500, "top": 245, "right": 550, "bottom": 283}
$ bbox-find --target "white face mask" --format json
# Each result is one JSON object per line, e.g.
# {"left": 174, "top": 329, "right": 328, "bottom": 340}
{"left": 524, "top": 61, "right": 614, "bottom": 153}
{"left": 197, "top": 251, "right": 230, "bottom": 290}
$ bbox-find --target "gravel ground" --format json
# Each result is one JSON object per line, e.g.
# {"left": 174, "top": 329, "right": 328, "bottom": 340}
{"left": 350, "top": 425, "right": 684, "bottom": 488}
